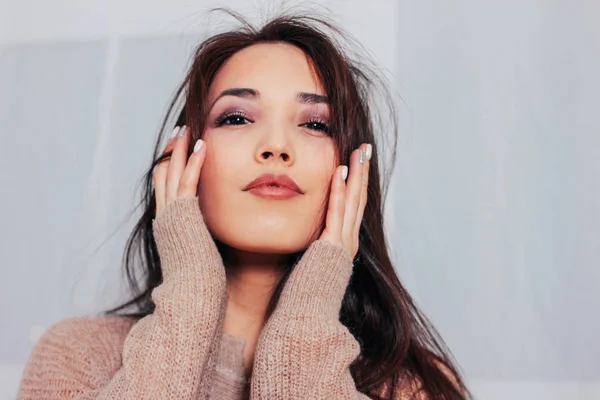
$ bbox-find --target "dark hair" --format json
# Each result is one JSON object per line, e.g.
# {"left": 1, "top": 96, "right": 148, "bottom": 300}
{"left": 104, "top": 10, "right": 471, "bottom": 400}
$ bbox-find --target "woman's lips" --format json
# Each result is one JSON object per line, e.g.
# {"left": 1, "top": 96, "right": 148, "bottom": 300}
{"left": 247, "top": 185, "right": 302, "bottom": 199}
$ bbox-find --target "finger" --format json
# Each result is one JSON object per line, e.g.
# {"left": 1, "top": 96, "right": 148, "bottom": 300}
{"left": 323, "top": 165, "right": 348, "bottom": 242}
{"left": 153, "top": 126, "right": 181, "bottom": 216}
{"left": 353, "top": 143, "right": 371, "bottom": 239}
{"left": 165, "top": 125, "right": 189, "bottom": 205}
{"left": 342, "top": 147, "right": 365, "bottom": 243}
{"left": 178, "top": 138, "right": 206, "bottom": 197}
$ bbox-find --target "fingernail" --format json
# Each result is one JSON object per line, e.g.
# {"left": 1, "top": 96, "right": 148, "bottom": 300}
{"left": 193, "top": 139, "right": 204, "bottom": 152}
{"left": 366, "top": 144, "right": 372, "bottom": 160}
{"left": 170, "top": 126, "right": 180, "bottom": 138}
{"left": 359, "top": 149, "right": 365, "bottom": 164}
{"left": 178, "top": 125, "right": 187, "bottom": 138}
{"left": 340, "top": 166, "right": 348, "bottom": 180}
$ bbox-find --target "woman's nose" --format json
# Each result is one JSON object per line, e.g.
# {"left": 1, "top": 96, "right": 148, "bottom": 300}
{"left": 260, "top": 150, "right": 291, "bottom": 163}
{"left": 255, "top": 124, "right": 295, "bottom": 165}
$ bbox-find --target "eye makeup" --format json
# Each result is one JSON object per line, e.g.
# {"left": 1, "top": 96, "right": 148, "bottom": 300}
{"left": 214, "top": 109, "right": 253, "bottom": 127}
{"left": 209, "top": 103, "right": 331, "bottom": 134}
{"left": 299, "top": 104, "right": 330, "bottom": 134}
{"left": 300, "top": 116, "right": 330, "bottom": 134}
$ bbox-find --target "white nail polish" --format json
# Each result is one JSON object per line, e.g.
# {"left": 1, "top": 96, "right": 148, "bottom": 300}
{"left": 359, "top": 149, "right": 365, "bottom": 164}
{"left": 366, "top": 144, "right": 372, "bottom": 160}
{"left": 178, "top": 125, "right": 187, "bottom": 138}
{"left": 171, "top": 126, "right": 180, "bottom": 138}
{"left": 193, "top": 139, "right": 204, "bottom": 152}
{"left": 340, "top": 166, "right": 348, "bottom": 180}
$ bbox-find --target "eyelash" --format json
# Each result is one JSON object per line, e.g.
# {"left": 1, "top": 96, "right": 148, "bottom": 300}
{"left": 214, "top": 110, "right": 251, "bottom": 127}
{"left": 303, "top": 118, "right": 329, "bottom": 134}
{"left": 214, "top": 111, "right": 330, "bottom": 134}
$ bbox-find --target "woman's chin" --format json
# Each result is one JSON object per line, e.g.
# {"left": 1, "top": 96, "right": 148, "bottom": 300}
{"left": 203, "top": 210, "right": 324, "bottom": 255}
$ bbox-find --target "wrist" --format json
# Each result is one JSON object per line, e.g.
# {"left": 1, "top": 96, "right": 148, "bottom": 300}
{"left": 275, "top": 239, "right": 354, "bottom": 319}
{"left": 152, "top": 196, "right": 225, "bottom": 283}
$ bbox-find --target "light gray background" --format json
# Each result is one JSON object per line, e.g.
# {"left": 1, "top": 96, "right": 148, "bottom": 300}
{"left": 1, "top": 0, "right": 598, "bottom": 399}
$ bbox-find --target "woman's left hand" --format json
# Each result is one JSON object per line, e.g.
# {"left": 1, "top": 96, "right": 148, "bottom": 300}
{"left": 319, "top": 143, "right": 372, "bottom": 258}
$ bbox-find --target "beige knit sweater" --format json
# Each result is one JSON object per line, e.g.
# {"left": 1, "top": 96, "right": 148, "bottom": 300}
{"left": 17, "top": 197, "right": 422, "bottom": 399}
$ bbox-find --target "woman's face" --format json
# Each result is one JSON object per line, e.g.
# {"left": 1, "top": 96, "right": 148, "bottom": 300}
{"left": 198, "top": 43, "right": 337, "bottom": 254}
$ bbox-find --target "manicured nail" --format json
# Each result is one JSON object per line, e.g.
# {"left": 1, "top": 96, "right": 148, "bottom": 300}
{"left": 170, "top": 126, "right": 181, "bottom": 138}
{"left": 178, "top": 125, "right": 187, "bottom": 138}
{"left": 366, "top": 144, "right": 372, "bottom": 160}
{"left": 340, "top": 166, "right": 348, "bottom": 180}
{"left": 193, "top": 139, "right": 204, "bottom": 152}
{"left": 359, "top": 149, "right": 365, "bottom": 164}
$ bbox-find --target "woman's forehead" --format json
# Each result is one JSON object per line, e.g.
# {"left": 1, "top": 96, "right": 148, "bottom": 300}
{"left": 208, "top": 43, "right": 326, "bottom": 101}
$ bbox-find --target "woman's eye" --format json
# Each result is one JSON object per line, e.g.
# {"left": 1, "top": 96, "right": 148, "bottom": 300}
{"left": 302, "top": 121, "right": 329, "bottom": 133}
{"left": 216, "top": 113, "right": 250, "bottom": 126}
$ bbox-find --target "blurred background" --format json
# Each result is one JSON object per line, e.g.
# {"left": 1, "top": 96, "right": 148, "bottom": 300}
{"left": 1, "top": 0, "right": 599, "bottom": 398}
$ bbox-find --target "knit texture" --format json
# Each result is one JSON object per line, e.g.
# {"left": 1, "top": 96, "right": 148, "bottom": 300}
{"left": 16, "top": 196, "right": 426, "bottom": 399}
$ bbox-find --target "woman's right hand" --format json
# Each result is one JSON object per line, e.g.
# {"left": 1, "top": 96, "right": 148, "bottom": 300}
{"left": 150, "top": 125, "right": 224, "bottom": 280}
{"left": 153, "top": 125, "right": 205, "bottom": 218}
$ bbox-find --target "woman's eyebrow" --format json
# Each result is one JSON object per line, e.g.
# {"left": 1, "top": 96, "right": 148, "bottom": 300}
{"left": 209, "top": 88, "right": 257, "bottom": 110}
{"left": 209, "top": 88, "right": 329, "bottom": 111}
{"left": 297, "top": 92, "right": 328, "bottom": 104}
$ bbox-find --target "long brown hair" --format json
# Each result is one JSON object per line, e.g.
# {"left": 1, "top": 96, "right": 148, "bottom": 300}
{"left": 105, "top": 10, "right": 471, "bottom": 400}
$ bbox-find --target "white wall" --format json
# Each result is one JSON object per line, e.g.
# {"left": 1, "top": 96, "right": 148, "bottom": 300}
{"left": 1, "top": 1, "right": 598, "bottom": 399}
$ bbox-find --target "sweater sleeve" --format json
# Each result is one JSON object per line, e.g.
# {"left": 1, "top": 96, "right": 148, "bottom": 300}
{"left": 248, "top": 240, "right": 465, "bottom": 400}
{"left": 249, "top": 239, "right": 370, "bottom": 399}
{"left": 17, "top": 196, "right": 227, "bottom": 400}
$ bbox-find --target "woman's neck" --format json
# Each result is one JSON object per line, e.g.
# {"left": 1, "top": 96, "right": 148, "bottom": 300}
{"left": 222, "top": 248, "right": 289, "bottom": 329}
{"left": 220, "top": 248, "right": 292, "bottom": 375}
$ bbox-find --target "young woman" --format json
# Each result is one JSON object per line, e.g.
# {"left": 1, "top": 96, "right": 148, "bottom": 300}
{"left": 17, "top": 13, "right": 471, "bottom": 400}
